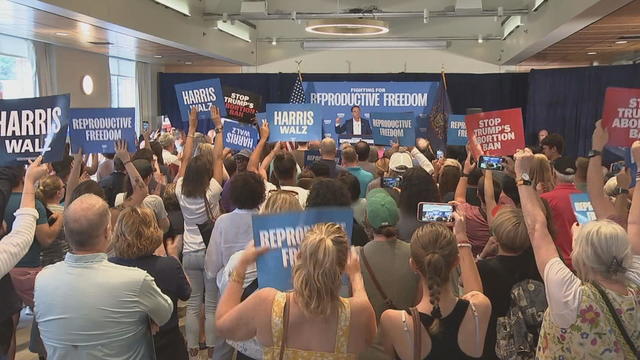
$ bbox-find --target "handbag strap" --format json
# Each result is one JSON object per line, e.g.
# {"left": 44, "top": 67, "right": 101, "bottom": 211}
{"left": 360, "top": 247, "right": 397, "bottom": 310}
{"left": 279, "top": 293, "right": 291, "bottom": 360}
{"left": 410, "top": 307, "right": 421, "bottom": 360}
{"left": 203, "top": 195, "right": 214, "bottom": 222}
{"left": 592, "top": 282, "right": 639, "bottom": 357}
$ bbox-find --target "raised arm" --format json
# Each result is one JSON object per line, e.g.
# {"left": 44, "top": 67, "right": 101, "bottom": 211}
{"left": 115, "top": 139, "right": 148, "bottom": 207}
{"left": 259, "top": 142, "right": 281, "bottom": 182}
{"left": 483, "top": 169, "right": 497, "bottom": 225}
{"left": 453, "top": 210, "right": 483, "bottom": 293}
{"left": 628, "top": 141, "right": 640, "bottom": 254}
{"left": 515, "top": 148, "right": 558, "bottom": 276}
{"left": 454, "top": 152, "right": 475, "bottom": 203}
{"left": 64, "top": 149, "right": 83, "bottom": 205}
{"left": 84, "top": 153, "right": 99, "bottom": 176}
{"left": 176, "top": 107, "right": 198, "bottom": 180}
{"left": 247, "top": 122, "right": 269, "bottom": 174}
{"left": 211, "top": 106, "right": 224, "bottom": 185}
{"left": 142, "top": 127, "right": 152, "bottom": 151}
{"left": 410, "top": 147, "right": 435, "bottom": 175}
{"left": 587, "top": 120, "right": 616, "bottom": 220}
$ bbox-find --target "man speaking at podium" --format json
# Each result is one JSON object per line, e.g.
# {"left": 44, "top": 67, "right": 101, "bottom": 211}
{"left": 335, "top": 105, "right": 372, "bottom": 136}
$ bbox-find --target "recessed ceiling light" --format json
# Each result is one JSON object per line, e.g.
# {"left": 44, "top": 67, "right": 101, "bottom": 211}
{"left": 587, "top": 52, "right": 597, "bottom": 55}
{"left": 305, "top": 19, "right": 389, "bottom": 36}
{"left": 55, "top": 32, "right": 69, "bottom": 36}
{"left": 616, "top": 40, "right": 628, "bottom": 44}
{"left": 184, "top": 61, "right": 193, "bottom": 65}
{"left": 154, "top": 55, "right": 163, "bottom": 58}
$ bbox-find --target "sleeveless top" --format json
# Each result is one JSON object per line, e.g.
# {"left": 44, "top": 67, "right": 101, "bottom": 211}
{"left": 263, "top": 291, "right": 356, "bottom": 360}
{"left": 537, "top": 283, "right": 640, "bottom": 359}
{"left": 405, "top": 299, "right": 479, "bottom": 360}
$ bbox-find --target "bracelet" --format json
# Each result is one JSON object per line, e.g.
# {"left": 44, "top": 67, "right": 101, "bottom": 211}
{"left": 229, "top": 269, "right": 245, "bottom": 284}
{"left": 187, "top": 134, "right": 196, "bottom": 138}
{"left": 457, "top": 243, "right": 472, "bottom": 249}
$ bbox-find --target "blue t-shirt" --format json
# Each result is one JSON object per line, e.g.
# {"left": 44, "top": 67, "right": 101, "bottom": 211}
{"left": 4, "top": 192, "right": 48, "bottom": 267}
{"left": 347, "top": 167, "right": 374, "bottom": 198}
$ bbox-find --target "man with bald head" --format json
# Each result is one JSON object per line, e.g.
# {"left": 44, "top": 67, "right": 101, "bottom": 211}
{"left": 34, "top": 194, "right": 172, "bottom": 360}
{"left": 311, "top": 137, "right": 345, "bottom": 178}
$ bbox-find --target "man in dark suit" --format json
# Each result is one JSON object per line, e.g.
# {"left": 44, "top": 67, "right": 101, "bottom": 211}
{"left": 335, "top": 105, "right": 372, "bottom": 136}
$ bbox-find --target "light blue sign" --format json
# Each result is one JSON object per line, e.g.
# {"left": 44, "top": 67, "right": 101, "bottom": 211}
{"left": 265, "top": 103, "right": 323, "bottom": 142}
{"left": 0, "top": 94, "right": 70, "bottom": 166}
{"left": 222, "top": 119, "right": 258, "bottom": 151}
{"left": 447, "top": 114, "right": 468, "bottom": 146}
{"left": 570, "top": 193, "right": 596, "bottom": 225}
{"left": 174, "top": 78, "right": 227, "bottom": 133}
{"left": 370, "top": 112, "right": 415, "bottom": 146}
{"left": 625, "top": 147, "right": 638, "bottom": 189}
{"left": 69, "top": 108, "right": 136, "bottom": 153}
{"left": 252, "top": 207, "right": 353, "bottom": 291}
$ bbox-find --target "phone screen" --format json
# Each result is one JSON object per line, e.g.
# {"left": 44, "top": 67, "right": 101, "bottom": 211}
{"left": 142, "top": 121, "right": 150, "bottom": 131}
{"left": 417, "top": 202, "right": 455, "bottom": 223}
{"left": 610, "top": 161, "right": 625, "bottom": 175}
{"left": 436, "top": 150, "right": 444, "bottom": 159}
{"left": 382, "top": 177, "right": 401, "bottom": 188}
{"left": 479, "top": 156, "right": 505, "bottom": 171}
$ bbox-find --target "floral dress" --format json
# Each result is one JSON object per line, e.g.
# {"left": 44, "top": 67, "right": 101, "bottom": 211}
{"left": 536, "top": 283, "right": 640, "bottom": 359}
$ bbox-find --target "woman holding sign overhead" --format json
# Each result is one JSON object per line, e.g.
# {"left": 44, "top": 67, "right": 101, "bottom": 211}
{"left": 216, "top": 223, "right": 377, "bottom": 359}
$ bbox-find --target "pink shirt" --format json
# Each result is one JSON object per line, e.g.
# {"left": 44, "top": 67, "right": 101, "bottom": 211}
{"left": 457, "top": 202, "right": 490, "bottom": 256}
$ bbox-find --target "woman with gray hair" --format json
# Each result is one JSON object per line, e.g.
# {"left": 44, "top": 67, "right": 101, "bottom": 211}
{"left": 514, "top": 143, "right": 640, "bottom": 359}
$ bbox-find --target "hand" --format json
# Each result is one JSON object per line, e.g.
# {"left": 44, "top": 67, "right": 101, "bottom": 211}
{"left": 503, "top": 156, "right": 516, "bottom": 177}
{"left": 452, "top": 208, "right": 468, "bottom": 243}
{"left": 223, "top": 147, "right": 232, "bottom": 159}
{"left": 238, "top": 242, "right": 270, "bottom": 268}
{"left": 79, "top": 171, "right": 91, "bottom": 182}
{"left": 25, "top": 156, "right": 50, "bottom": 184}
{"left": 259, "top": 121, "right": 270, "bottom": 141}
{"left": 188, "top": 106, "right": 198, "bottom": 132}
{"left": 463, "top": 152, "right": 476, "bottom": 175}
{"left": 272, "top": 142, "right": 283, "bottom": 154}
{"left": 632, "top": 140, "right": 640, "bottom": 165}
{"left": 335, "top": 117, "right": 342, "bottom": 125}
{"left": 142, "top": 127, "right": 151, "bottom": 140}
{"left": 617, "top": 167, "right": 631, "bottom": 190}
{"left": 72, "top": 147, "right": 83, "bottom": 163}
{"left": 165, "top": 236, "right": 183, "bottom": 258}
{"left": 514, "top": 148, "right": 534, "bottom": 177}
{"left": 211, "top": 105, "right": 222, "bottom": 129}
{"left": 592, "top": 120, "right": 608, "bottom": 152}
{"left": 468, "top": 134, "right": 484, "bottom": 159}
{"left": 480, "top": 236, "right": 498, "bottom": 259}
{"left": 114, "top": 139, "right": 131, "bottom": 163}
{"left": 150, "top": 321, "right": 160, "bottom": 335}
{"left": 344, "top": 246, "right": 361, "bottom": 277}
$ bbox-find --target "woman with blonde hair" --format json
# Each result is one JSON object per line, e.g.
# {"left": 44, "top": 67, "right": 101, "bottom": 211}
{"left": 216, "top": 223, "right": 377, "bottom": 359}
{"left": 529, "top": 154, "right": 555, "bottom": 193}
{"left": 36, "top": 175, "right": 69, "bottom": 266}
{"left": 110, "top": 206, "right": 191, "bottom": 360}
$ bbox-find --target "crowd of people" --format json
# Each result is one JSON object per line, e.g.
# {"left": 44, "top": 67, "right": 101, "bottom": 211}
{"left": 1, "top": 107, "right": 639, "bottom": 360}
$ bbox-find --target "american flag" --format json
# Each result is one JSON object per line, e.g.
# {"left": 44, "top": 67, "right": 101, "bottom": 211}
{"left": 289, "top": 74, "right": 306, "bottom": 104}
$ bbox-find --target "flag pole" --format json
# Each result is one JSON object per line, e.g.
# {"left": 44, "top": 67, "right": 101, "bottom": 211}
{"left": 295, "top": 59, "right": 303, "bottom": 81}
{"left": 441, "top": 63, "right": 448, "bottom": 90}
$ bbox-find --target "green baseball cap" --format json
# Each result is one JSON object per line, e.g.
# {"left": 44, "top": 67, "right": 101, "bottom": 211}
{"left": 366, "top": 188, "right": 399, "bottom": 229}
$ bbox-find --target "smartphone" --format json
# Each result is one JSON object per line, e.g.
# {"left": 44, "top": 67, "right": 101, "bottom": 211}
{"left": 417, "top": 202, "right": 455, "bottom": 223}
{"left": 382, "top": 177, "right": 401, "bottom": 188}
{"left": 142, "top": 121, "right": 150, "bottom": 132}
{"left": 436, "top": 150, "right": 444, "bottom": 159}
{"left": 478, "top": 155, "right": 505, "bottom": 171}
{"left": 610, "top": 161, "right": 625, "bottom": 175}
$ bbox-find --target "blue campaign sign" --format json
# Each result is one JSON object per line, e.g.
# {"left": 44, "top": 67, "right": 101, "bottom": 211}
{"left": 252, "top": 207, "right": 353, "bottom": 291}
{"left": 304, "top": 82, "right": 441, "bottom": 140}
{"left": 0, "top": 94, "right": 70, "bottom": 166}
{"left": 447, "top": 114, "right": 468, "bottom": 146}
{"left": 265, "top": 103, "right": 323, "bottom": 142}
{"left": 256, "top": 112, "right": 266, "bottom": 123}
{"left": 570, "top": 193, "right": 596, "bottom": 225}
{"left": 174, "top": 79, "right": 227, "bottom": 133}
{"left": 625, "top": 147, "right": 638, "bottom": 189}
{"left": 370, "top": 112, "right": 415, "bottom": 146}
{"left": 222, "top": 120, "right": 258, "bottom": 151}
{"left": 69, "top": 108, "right": 136, "bottom": 153}
{"left": 303, "top": 149, "right": 342, "bottom": 167}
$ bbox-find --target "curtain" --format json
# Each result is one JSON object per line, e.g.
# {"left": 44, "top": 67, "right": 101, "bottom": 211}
{"left": 34, "top": 42, "right": 57, "bottom": 97}
{"left": 136, "top": 61, "right": 155, "bottom": 133}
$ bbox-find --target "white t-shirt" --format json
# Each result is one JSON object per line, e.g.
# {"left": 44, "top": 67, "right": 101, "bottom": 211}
{"left": 162, "top": 149, "right": 179, "bottom": 166}
{"left": 114, "top": 193, "right": 167, "bottom": 224}
{"left": 543, "top": 256, "right": 640, "bottom": 328}
{"left": 352, "top": 119, "right": 362, "bottom": 136}
{"left": 175, "top": 177, "right": 223, "bottom": 253}
{"left": 278, "top": 185, "right": 309, "bottom": 208}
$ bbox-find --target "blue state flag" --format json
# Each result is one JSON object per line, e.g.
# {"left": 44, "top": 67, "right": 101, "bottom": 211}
{"left": 265, "top": 104, "right": 323, "bottom": 142}
{"left": 174, "top": 79, "right": 227, "bottom": 133}
{"left": 252, "top": 207, "right": 353, "bottom": 291}
{"left": 370, "top": 112, "right": 415, "bottom": 146}
{"left": 447, "top": 114, "right": 468, "bottom": 146}
{"left": 223, "top": 120, "right": 258, "bottom": 151}
{"left": 69, "top": 108, "right": 136, "bottom": 153}
{"left": 0, "top": 94, "right": 70, "bottom": 166}
{"left": 570, "top": 193, "right": 596, "bottom": 225}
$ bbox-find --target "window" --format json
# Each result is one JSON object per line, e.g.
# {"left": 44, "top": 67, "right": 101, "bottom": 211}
{"left": 109, "top": 57, "right": 136, "bottom": 108}
{"left": 0, "top": 34, "right": 36, "bottom": 99}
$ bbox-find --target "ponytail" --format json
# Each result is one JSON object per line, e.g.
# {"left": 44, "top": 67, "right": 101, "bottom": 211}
{"left": 423, "top": 252, "right": 445, "bottom": 334}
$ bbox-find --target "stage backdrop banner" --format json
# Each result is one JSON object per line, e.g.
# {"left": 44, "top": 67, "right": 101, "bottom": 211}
{"left": 223, "top": 86, "right": 262, "bottom": 123}
{"left": 602, "top": 87, "right": 640, "bottom": 147}
{"left": 174, "top": 78, "right": 227, "bottom": 133}
{"left": 222, "top": 120, "right": 258, "bottom": 151}
{"left": 265, "top": 103, "right": 323, "bottom": 142}
{"left": 447, "top": 114, "right": 468, "bottom": 146}
{"left": 0, "top": 94, "right": 70, "bottom": 166}
{"left": 303, "top": 149, "right": 342, "bottom": 167}
{"left": 303, "top": 81, "right": 442, "bottom": 141}
{"left": 465, "top": 108, "right": 525, "bottom": 156}
{"left": 570, "top": 193, "right": 596, "bottom": 225}
{"left": 69, "top": 108, "right": 136, "bottom": 153}
{"left": 370, "top": 112, "right": 415, "bottom": 146}
{"left": 252, "top": 207, "right": 353, "bottom": 291}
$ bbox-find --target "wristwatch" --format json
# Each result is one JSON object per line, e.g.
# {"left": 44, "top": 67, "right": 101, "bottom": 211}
{"left": 588, "top": 149, "right": 602, "bottom": 158}
{"left": 612, "top": 187, "right": 629, "bottom": 196}
{"left": 214, "top": 127, "right": 223, "bottom": 135}
{"left": 516, "top": 172, "right": 532, "bottom": 186}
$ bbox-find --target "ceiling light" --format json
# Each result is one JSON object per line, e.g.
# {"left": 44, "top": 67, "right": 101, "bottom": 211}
{"left": 532, "top": 0, "right": 547, "bottom": 11}
{"left": 216, "top": 20, "right": 253, "bottom": 42}
{"left": 302, "top": 40, "right": 447, "bottom": 50}
{"left": 587, "top": 52, "right": 597, "bottom": 55}
{"left": 153, "top": 0, "right": 191, "bottom": 16}
{"left": 616, "top": 40, "right": 628, "bottom": 44}
{"left": 502, "top": 16, "right": 522, "bottom": 39}
{"left": 271, "top": 37, "right": 277, "bottom": 45}
{"left": 185, "top": 61, "right": 193, "bottom": 64}
{"left": 55, "top": 32, "right": 69, "bottom": 36}
{"left": 477, "top": 34, "right": 484, "bottom": 44}
{"left": 423, "top": 9, "right": 429, "bottom": 24}
{"left": 305, "top": 19, "right": 389, "bottom": 36}
{"left": 81, "top": 75, "right": 94, "bottom": 95}
{"left": 154, "top": 55, "right": 163, "bottom": 58}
